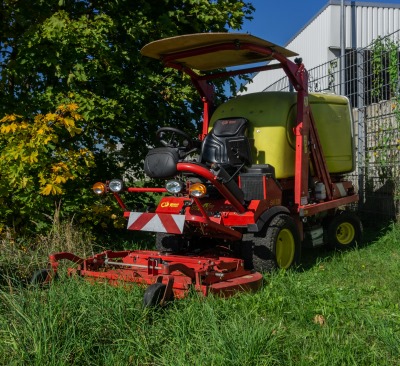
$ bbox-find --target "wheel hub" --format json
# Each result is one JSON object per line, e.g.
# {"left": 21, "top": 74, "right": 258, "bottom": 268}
{"left": 276, "top": 228, "right": 295, "bottom": 269}
{"left": 336, "top": 222, "right": 355, "bottom": 245}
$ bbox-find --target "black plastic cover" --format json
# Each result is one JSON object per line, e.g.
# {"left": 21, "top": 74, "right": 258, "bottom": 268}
{"left": 244, "top": 164, "right": 275, "bottom": 177}
{"left": 144, "top": 147, "right": 179, "bottom": 178}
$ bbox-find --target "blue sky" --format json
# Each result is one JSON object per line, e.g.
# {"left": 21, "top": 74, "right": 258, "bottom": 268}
{"left": 242, "top": 0, "right": 400, "bottom": 46}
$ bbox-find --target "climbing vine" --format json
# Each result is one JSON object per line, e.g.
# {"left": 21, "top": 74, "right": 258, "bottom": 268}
{"left": 328, "top": 59, "right": 338, "bottom": 92}
{"left": 370, "top": 36, "right": 400, "bottom": 210}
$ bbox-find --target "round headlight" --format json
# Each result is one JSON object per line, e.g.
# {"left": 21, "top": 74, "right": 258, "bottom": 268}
{"left": 165, "top": 180, "right": 183, "bottom": 194}
{"left": 93, "top": 182, "right": 106, "bottom": 195}
{"left": 109, "top": 179, "right": 124, "bottom": 193}
{"left": 189, "top": 183, "right": 207, "bottom": 198}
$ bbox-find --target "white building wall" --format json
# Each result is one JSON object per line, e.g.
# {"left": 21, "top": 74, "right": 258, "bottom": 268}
{"left": 242, "top": 1, "right": 400, "bottom": 94}
{"left": 346, "top": 4, "right": 400, "bottom": 47}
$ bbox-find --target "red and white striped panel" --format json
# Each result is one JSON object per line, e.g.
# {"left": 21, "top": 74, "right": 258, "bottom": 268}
{"left": 127, "top": 212, "right": 185, "bottom": 234}
{"left": 335, "top": 183, "right": 348, "bottom": 197}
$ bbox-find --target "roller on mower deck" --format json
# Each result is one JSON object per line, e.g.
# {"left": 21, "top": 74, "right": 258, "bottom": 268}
{"left": 34, "top": 33, "right": 362, "bottom": 307}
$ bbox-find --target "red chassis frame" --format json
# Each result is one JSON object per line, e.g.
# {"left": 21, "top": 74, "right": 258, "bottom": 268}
{"left": 46, "top": 34, "right": 358, "bottom": 301}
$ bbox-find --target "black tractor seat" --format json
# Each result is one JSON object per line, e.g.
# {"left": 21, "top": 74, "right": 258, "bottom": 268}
{"left": 200, "top": 117, "right": 252, "bottom": 173}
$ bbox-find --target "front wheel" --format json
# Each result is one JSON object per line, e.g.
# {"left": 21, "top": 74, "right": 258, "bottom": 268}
{"left": 143, "top": 283, "right": 170, "bottom": 308}
{"left": 326, "top": 211, "right": 363, "bottom": 249}
{"left": 241, "top": 214, "right": 301, "bottom": 272}
{"left": 30, "top": 269, "right": 51, "bottom": 286}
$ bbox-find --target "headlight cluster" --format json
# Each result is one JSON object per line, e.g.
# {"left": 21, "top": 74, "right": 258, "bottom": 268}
{"left": 92, "top": 179, "right": 124, "bottom": 195}
{"left": 164, "top": 180, "right": 207, "bottom": 198}
{"left": 93, "top": 178, "right": 207, "bottom": 198}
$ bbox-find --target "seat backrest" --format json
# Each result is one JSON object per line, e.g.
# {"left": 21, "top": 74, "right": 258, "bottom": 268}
{"left": 144, "top": 147, "right": 179, "bottom": 178}
{"left": 200, "top": 117, "right": 252, "bottom": 168}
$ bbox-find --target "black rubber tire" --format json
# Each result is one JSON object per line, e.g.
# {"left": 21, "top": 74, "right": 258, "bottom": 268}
{"left": 326, "top": 211, "right": 363, "bottom": 250}
{"left": 30, "top": 269, "right": 50, "bottom": 286}
{"left": 143, "top": 283, "right": 168, "bottom": 308}
{"left": 156, "top": 233, "right": 186, "bottom": 252}
{"left": 241, "top": 214, "right": 301, "bottom": 272}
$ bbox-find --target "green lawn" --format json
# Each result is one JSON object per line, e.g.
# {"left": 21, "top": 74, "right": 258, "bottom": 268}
{"left": 1, "top": 222, "right": 399, "bottom": 365}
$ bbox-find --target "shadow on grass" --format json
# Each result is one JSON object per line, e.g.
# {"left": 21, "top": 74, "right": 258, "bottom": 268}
{"left": 298, "top": 214, "right": 396, "bottom": 272}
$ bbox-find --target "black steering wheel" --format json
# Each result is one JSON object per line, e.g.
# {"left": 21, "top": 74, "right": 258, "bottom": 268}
{"left": 156, "top": 127, "right": 195, "bottom": 153}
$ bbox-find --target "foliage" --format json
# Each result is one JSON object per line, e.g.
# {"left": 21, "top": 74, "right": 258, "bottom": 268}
{"left": 371, "top": 36, "right": 400, "bottom": 103}
{"left": 0, "top": 103, "right": 96, "bottom": 232}
{"left": 0, "top": 222, "right": 399, "bottom": 365}
{"left": 369, "top": 36, "right": 400, "bottom": 206}
{"left": 327, "top": 59, "right": 338, "bottom": 92}
{"left": 0, "top": 0, "right": 254, "bottom": 233}
{"left": 371, "top": 37, "right": 386, "bottom": 101}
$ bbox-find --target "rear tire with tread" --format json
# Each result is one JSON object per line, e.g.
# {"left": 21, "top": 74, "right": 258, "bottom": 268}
{"left": 326, "top": 211, "right": 362, "bottom": 250}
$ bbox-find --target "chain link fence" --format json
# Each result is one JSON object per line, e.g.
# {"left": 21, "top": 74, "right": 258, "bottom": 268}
{"left": 264, "top": 30, "right": 400, "bottom": 220}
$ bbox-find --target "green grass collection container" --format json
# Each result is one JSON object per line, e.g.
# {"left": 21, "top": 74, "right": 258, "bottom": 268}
{"left": 210, "top": 92, "right": 355, "bottom": 179}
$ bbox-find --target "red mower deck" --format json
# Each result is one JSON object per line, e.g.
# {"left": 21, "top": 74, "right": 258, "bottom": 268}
{"left": 46, "top": 250, "right": 263, "bottom": 304}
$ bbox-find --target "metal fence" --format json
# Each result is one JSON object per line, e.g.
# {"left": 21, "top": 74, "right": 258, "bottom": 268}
{"left": 265, "top": 30, "right": 400, "bottom": 220}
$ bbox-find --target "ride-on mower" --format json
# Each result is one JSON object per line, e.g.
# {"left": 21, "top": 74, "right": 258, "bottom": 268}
{"left": 34, "top": 33, "right": 362, "bottom": 306}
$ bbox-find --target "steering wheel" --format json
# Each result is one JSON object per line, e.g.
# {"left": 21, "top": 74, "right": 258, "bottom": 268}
{"left": 156, "top": 127, "right": 195, "bottom": 153}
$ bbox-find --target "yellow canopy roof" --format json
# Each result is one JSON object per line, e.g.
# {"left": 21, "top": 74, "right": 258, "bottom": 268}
{"left": 141, "top": 33, "right": 298, "bottom": 71}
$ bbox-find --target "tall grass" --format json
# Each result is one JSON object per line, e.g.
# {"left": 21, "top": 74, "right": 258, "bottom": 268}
{"left": 0, "top": 222, "right": 399, "bottom": 365}
{"left": 0, "top": 211, "right": 97, "bottom": 285}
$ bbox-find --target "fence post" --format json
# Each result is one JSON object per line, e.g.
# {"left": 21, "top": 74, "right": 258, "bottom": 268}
{"left": 356, "top": 49, "right": 365, "bottom": 208}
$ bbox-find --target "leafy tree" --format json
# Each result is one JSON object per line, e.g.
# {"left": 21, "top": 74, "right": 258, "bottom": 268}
{"left": 0, "top": 0, "right": 254, "bottom": 233}
{"left": 0, "top": 103, "right": 95, "bottom": 232}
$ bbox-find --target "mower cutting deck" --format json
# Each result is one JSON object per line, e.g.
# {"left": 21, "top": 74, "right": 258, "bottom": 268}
{"left": 36, "top": 33, "right": 361, "bottom": 306}
{"left": 43, "top": 249, "right": 262, "bottom": 306}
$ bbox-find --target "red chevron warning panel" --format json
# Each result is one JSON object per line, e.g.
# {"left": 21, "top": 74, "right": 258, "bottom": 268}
{"left": 127, "top": 212, "right": 185, "bottom": 234}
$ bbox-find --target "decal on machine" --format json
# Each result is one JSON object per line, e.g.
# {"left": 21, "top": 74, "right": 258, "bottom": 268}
{"left": 127, "top": 212, "right": 185, "bottom": 234}
{"left": 157, "top": 197, "right": 184, "bottom": 212}
{"left": 160, "top": 201, "right": 180, "bottom": 208}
